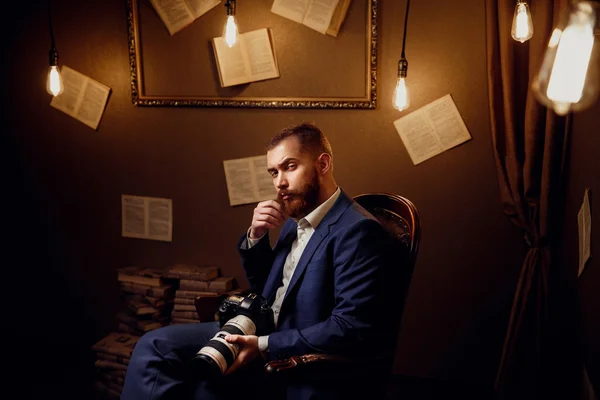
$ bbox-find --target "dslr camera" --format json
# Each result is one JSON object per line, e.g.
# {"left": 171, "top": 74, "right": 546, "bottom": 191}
{"left": 192, "top": 292, "right": 274, "bottom": 375}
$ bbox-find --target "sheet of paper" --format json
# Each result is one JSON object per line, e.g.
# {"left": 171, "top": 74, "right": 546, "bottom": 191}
{"left": 213, "top": 28, "right": 279, "bottom": 87}
{"left": 271, "top": 0, "right": 310, "bottom": 23}
{"left": 326, "top": 0, "right": 351, "bottom": 36}
{"left": 243, "top": 29, "right": 279, "bottom": 78}
{"left": 122, "top": 195, "right": 173, "bottom": 242}
{"left": 149, "top": 0, "right": 194, "bottom": 35}
{"left": 223, "top": 155, "right": 276, "bottom": 206}
{"left": 303, "top": 0, "right": 339, "bottom": 34}
{"left": 50, "top": 66, "right": 111, "bottom": 130}
{"left": 578, "top": 188, "right": 592, "bottom": 277}
{"left": 393, "top": 111, "right": 443, "bottom": 165}
{"left": 252, "top": 156, "right": 276, "bottom": 200}
{"left": 423, "top": 94, "right": 472, "bottom": 149}
{"left": 186, "top": 0, "right": 220, "bottom": 19}
{"left": 393, "top": 94, "right": 471, "bottom": 165}
{"left": 213, "top": 37, "right": 250, "bottom": 86}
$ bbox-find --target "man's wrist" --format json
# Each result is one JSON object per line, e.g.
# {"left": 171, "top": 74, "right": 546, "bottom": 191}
{"left": 247, "top": 228, "right": 266, "bottom": 248}
{"left": 258, "top": 335, "right": 269, "bottom": 359}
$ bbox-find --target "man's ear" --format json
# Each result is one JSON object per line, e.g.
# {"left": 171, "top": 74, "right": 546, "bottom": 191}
{"left": 316, "top": 153, "right": 332, "bottom": 175}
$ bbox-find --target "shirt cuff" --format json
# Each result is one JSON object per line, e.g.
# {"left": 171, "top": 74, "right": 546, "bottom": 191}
{"left": 258, "top": 335, "right": 269, "bottom": 359}
{"left": 245, "top": 228, "right": 266, "bottom": 249}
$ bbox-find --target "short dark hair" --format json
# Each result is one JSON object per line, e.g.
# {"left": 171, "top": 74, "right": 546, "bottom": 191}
{"left": 266, "top": 122, "right": 332, "bottom": 158}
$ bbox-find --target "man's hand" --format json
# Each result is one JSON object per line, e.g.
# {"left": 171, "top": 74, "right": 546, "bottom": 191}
{"left": 249, "top": 200, "right": 285, "bottom": 239}
{"left": 223, "top": 334, "right": 261, "bottom": 376}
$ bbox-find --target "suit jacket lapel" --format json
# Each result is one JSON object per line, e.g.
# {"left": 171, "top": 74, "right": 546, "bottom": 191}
{"left": 282, "top": 191, "right": 353, "bottom": 305}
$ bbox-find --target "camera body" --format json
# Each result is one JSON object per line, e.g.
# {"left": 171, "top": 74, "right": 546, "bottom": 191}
{"left": 217, "top": 292, "right": 274, "bottom": 334}
{"left": 192, "top": 292, "right": 274, "bottom": 375}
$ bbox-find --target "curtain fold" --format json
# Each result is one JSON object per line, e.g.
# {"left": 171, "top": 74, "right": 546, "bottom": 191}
{"left": 484, "top": 0, "right": 572, "bottom": 397}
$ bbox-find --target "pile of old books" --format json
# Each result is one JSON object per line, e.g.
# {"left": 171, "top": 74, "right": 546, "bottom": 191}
{"left": 163, "top": 264, "right": 237, "bottom": 324}
{"left": 90, "top": 264, "right": 240, "bottom": 398}
{"left": 91, "top": 332, "right": 139, "bottom": 398}
{"left": 116, "top": 266, "right": 176, "bottom": 335}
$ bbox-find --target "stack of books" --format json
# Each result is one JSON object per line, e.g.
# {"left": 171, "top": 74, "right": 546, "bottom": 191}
{"left": 163, "top": 264, "right": 237, "bottom": 324}
{"left": 116, "top": 266, "right": 176, "bottom": 335}
{"left": 91, "top": 332, "right": 140, "bottom": 399}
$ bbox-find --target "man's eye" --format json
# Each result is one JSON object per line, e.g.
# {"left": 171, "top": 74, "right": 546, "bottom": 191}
{"left": 270, "top": 172, "right": 278, "bottom": 178}
{"left": 287, "top": 164, "right": 296, "bottom": 170}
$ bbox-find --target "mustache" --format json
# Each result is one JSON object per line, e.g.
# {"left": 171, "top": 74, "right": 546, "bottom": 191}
{"left": 277, "top": 191, "right": 299, "bottom": 199}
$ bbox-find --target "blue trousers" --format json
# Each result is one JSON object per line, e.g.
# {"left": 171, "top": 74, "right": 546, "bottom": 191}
{"left": 121, "top": 322, "right": 279, "bottom": 400}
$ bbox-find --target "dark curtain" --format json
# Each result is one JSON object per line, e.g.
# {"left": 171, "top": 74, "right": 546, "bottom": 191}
{"left": 485, "top": 0, "right": 576, "bottom": 398}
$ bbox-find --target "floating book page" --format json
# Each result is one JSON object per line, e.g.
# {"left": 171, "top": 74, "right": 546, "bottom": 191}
{"left": 149, "top": 0, "right": 220, "bottom": 36}
{"left": 212, "top": 28, "right": 280, "bottom": 87}
{"left": 122, "top": 194, "right": 173, "bottom": 242}
{"left": 50, "top": 66, "right": 111, "bottom": 130}
{"left": 393, "top": 94, "right": 472, "bottom": 165}
{"left": 271, "top": 0, "right": 351, "bottom": 36}
{"left": 223, "top": 155, "right": 276, "bottom": 206}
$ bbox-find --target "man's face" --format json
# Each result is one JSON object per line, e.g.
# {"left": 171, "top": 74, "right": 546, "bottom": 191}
{"left": 267, "top": 137, "right": 320, "bottom": 219}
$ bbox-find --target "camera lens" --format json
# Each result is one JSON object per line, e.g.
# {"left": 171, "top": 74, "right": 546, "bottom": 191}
{"left": 189, "top": 353, "right": 222, "bottom": 378}
{"left": 192, "top": 315, "right": 256, "bottom": 375}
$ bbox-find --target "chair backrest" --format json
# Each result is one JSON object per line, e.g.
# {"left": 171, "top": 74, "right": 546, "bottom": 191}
{"left": 353, "top": 193, "right": 421, "bottom": 332}
{"left": 354, "top": 193, "right": 420, "bottom": 269}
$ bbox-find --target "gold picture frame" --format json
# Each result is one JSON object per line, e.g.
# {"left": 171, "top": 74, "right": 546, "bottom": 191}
{"left": 126, "top": 0, "right": 378, "bottom": 109}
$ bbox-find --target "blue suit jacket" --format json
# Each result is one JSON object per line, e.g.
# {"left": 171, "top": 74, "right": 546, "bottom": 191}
{"left": 238, "top": 191, "right": 395, "bottom": 362}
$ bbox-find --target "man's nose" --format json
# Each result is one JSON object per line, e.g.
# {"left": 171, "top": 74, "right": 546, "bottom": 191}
{"left": 275, "top": 174, "right": 288, "bottom": 189}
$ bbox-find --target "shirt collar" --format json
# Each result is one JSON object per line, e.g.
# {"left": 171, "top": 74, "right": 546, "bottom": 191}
{"left": 297, "top": 187, "right": 341, "bottom": 230}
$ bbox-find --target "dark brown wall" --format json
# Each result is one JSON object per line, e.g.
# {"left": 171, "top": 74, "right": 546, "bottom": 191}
{"left": 5, "top": 0, "right": 530, "bottom": 397}
{"left": 560, "top": 100, "right": 600, "bottom": 393}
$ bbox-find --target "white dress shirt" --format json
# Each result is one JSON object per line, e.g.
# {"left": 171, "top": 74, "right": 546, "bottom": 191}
{"left": 245, "top": 187, "right": 341, "bottom": 356}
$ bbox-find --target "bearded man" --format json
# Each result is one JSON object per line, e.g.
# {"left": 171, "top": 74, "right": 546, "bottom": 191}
{"left": 122, "top": 123, "right": 395, "bottom": 400}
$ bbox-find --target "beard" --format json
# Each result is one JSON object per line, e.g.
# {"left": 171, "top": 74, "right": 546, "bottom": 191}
{"left": 278, "top": 168, "right": 320, "bottom": 219}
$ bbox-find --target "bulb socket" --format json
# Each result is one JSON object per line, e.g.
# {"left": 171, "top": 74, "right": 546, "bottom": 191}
{"left": 49, "top": 48, "right": 59, "bottom": 67}
{"left": 225, "top": 0, "right": 236, "bottom": 16}
{"left": 398, "top": 58, "right": 408, "bottom": 78}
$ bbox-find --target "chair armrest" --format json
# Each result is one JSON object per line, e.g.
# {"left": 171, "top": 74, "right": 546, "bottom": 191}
{"left": 264, "top": 354, "right": 350, "bottom": 373}
{"left": 264, "top": 352, "right": 395, "bottom": 374}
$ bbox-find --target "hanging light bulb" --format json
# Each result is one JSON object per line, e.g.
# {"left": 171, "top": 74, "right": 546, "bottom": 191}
{"left": 223, "top": 0, "right": 238, "bottom": 48}
{"left": 511, "top": 1, "right": 534, "bottom": 43}
{"left": 532, "top": 1, "right": 599, "bottom": 116}
{"left": 47, "top": 48, "right": 63, "bottom": 96}
{"left": 393, "top": 59, "right": 410, "bottom": 111}
{"left": 393, "top": 0, "right": 411, "bottom": 111}
{"left": 224, "top": 15, "right": 238, "bottom": 47}
{"left": 46, "top": 0, "right": 63, "bottom": 96}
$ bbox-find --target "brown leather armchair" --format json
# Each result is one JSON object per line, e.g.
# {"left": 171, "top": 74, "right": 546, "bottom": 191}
{"left": 263, "top": 193, "right": 421, "bottom": 375}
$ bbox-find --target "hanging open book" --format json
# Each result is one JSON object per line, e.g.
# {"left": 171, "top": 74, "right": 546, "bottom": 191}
{"left": 271, "top": 0, "right": 352, "bottom": 36}
{"left": 211, "top": 28, "right": 280, "bottom": 87}
{"left": 149, "top": 0, "right": 220, "bottom": 36}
